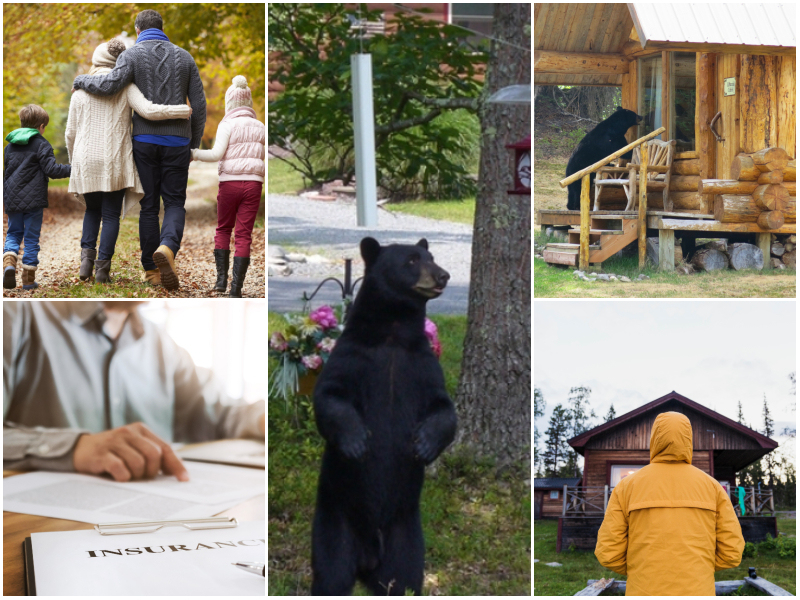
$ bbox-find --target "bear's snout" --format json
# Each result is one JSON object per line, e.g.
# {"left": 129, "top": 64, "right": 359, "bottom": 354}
{"left": 434, "top": 268, "right": 450, "bottom": 289}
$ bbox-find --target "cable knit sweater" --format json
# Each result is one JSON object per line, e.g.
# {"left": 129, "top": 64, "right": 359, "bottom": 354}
{"left": 192, "top": 107, "right": 265, "bottom": 183}
{"left": 65, "top": 74, "right": 191, "bottom": 217}
{"left": 72, "top": 41, "right": 206, "bottom": 148}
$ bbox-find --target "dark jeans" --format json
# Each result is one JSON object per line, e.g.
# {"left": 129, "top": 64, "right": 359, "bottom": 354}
{"left": 81, "top": 190, "right": 124, "bottom": 260}
{"left": 133, "top": 140, "right": 191, "bottom": 270}
{"left": 3, "top": 209, "right": 44, "bottom": 267}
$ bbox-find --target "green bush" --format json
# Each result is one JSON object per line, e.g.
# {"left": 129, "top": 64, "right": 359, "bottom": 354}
{"left": 742, "top": 541, "right": 757, "bottom": 558}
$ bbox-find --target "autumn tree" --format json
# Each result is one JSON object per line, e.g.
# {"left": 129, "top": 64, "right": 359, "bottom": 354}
{"left": 4, "top": 4, "right": 264, "bottom": 156}
{"left": 454, "top": 3, "right": 531, "bottom": 465}
{"left": 542, "top": 404, "right": 570, "bottom": 477}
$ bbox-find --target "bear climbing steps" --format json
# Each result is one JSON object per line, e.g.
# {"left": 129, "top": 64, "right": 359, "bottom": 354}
{"left": 543, "top": 215, "right": 640, "bottom": 267}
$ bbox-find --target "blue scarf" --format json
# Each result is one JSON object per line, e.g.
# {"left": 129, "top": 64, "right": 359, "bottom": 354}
{"left": 136, "top": 28, "right": 170, "bottom": 43}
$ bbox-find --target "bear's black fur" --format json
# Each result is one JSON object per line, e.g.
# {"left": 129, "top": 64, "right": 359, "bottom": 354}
{"left": 311, "top": 237, "right": 457, "bottom": 596}
{"left": 565, "top": 107, "right": 643, "bottom": 210}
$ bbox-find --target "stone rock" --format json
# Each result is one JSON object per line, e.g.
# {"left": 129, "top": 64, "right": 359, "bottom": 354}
{"left": 545, "top": 227, "right": 555, "bottom": 237}
{"left": 268, "top": 245, "right": 287, "bottom": 261}
{"left": 551, "top": 229, "right": 568, "bottom": 242}
{"left": 306, "top": 254, "right": 332, "bottom": 264}
{"left": 597, "top": 274, "right": 610, "bottom": 281}
{"left": 609, "top": 275, "right": 618, "bottom": 281}
{"left": 268, "top": 264, "right": 292, "bottom": 277}
{"left": 534, "top": 559, "right": 539, "bottom": 564}
{"left": 545, "top": 562, "right": 562, "bottom": 567}
{"left": 619, "top": 276, "right": 631, "bottom": 282}
{"left": 284, "top": 253, "right": 307, "bottom": 263}
{"left": 573, "top": 270, "right": 584, "bottom": 277}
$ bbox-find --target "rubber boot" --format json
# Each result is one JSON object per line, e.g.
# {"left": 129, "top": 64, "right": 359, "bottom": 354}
{"left": 229, "top": 256, "right": 250, "bottom": 298}
{"left": 213, "top": 249, "right": 230, "bottom": 292}
{"left": 21, "top": 264, "right": 38, "bottom": 290}
{"left": 3, "top": 252, "right": 18, "bottom": 289}
{"left": 153, "top": 245, "right": 179, "bottom": 290}
{"left": 79, "top": 248, "right": 96, "bottom": 281}
{"left": 95, "top": 259, "right": 112, "bottom": 283}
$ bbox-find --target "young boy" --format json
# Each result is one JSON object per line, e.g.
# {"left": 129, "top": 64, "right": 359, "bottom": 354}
{"left": 3, "top": 104, "right": 71, "bottom": 290}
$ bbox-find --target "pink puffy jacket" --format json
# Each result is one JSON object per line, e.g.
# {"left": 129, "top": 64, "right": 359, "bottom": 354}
{"left": 193, "top": 106, "right": 265, "bottom": 182}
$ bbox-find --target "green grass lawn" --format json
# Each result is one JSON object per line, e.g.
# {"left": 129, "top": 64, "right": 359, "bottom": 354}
{"left": 534, "top": 232, "right": 797, "bottom": 299}
{"left": 267, "top": 158, "right": 475, "bottom": 224}
{"left": 268, "top": 312, "right": 531, "bottom": 595}
{"left": 534, "top": 518, "right": 796, "bottom": 596}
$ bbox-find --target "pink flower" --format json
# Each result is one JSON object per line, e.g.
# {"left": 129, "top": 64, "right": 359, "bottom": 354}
{"left": 424, "top": 318, "right": 442, "bottom": 358}
{"left": 310, "top": 305, "right": 338, "bottom": 330}
{"left": 269, "top": 332, "right": 288, "bottom": 351}
{"left": 302, "top": 354, "right": 323, "bottom": 371}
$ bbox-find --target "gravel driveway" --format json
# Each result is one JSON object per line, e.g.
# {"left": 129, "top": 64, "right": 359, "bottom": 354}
{"left": 267, "top": 194, "right": 472, "bottom": 313}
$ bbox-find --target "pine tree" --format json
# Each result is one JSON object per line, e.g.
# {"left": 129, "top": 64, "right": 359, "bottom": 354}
{"left": 566, "top": 386, "right": 595, "bottom": 478}
{"left": 762, "top": 394, "right": 776, "bottom": 487}
{"left": 604, "top": 404, "right": 617, "bottom": 423}
{"left": 534, "top": 387, "right": 545, "bottom": 474}
{"left": 737, "top": 400, "right": 745, "bottom": 424}
{"left": 542, "top": 404, "right": 571, "bottom": 477}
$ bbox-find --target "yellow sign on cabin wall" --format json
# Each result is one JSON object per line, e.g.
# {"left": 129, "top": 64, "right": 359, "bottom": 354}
{"left": 724, "top": 77, "right": 736, "bottom": 96}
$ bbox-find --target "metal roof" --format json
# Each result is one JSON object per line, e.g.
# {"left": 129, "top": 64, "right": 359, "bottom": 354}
{"left": 630, "top": 3, "right": 796, "bottom": 48}
{"left": 534, "top": 478, "right": 581, "bottom": 489}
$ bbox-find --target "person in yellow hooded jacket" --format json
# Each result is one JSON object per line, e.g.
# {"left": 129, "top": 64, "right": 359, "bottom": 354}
{"left": 595, "top": 411, "right": 745, "bottom": 596}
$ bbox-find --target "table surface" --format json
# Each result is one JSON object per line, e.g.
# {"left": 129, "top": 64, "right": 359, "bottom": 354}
{"left": 2, "top": 443, "right": 265, "bottom": 596}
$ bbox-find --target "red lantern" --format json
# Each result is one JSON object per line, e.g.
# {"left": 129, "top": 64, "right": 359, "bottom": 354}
{"left": 507, "top": 135, "right": 531, "bottom": 195}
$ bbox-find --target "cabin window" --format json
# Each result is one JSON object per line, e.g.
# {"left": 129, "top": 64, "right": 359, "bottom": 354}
{"left": 671, "top": 52, "right": 696, "bottom": 152}
{"left": 549, "top": 490, "right": 559, "bottom": 500}
{"left": 637, "top": 55, "right": 663, "bottom": 140}
{"left": 610, "top": 464, "right": 644, "bottom": 487}
{"left": 638, "top": 53, "right": 697, "bottom": 151}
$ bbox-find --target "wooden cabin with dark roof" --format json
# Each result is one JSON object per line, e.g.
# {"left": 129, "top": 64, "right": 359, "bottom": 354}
{"left": 535, "top": 3, "right": 796, "bottom": 271}
{"left": 555, "top": 391, "right": 779, "bottom": 552}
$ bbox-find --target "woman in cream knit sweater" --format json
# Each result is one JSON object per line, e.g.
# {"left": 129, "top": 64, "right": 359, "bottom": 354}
{"left": 65, "top": 39, "right": 191, "bottom": 283}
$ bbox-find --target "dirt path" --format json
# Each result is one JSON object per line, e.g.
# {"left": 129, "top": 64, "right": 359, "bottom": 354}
{"left": 3, "top": 161, "right": 265, "bottom": 298}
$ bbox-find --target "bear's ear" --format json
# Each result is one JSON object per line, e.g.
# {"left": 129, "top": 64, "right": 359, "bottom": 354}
{"left": 416, "top": 238, "right": 429, "bottom": 250}
{"left": 616, "top": 106, "right": 624, "bottom": 111}
{"left": 360, "top": 237, "right": 381, "bottom": 266}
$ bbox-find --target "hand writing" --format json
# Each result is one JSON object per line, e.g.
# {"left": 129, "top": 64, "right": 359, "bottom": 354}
{"left": 73, "top": 422, "right": 189, "bottom": 482}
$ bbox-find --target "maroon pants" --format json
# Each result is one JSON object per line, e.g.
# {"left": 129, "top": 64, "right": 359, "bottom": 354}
{"left": 215, "top": 180, "right": 263, "bottom": 257}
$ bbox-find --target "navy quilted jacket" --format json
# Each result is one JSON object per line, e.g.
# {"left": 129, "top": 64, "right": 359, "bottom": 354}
{"left": 3, "top": 130, "right": 71, "bottom": 214}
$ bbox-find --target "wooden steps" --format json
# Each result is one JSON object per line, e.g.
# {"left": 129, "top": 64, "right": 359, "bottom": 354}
{"left": 543, "top": 215, "right": 640, "bottom": 267}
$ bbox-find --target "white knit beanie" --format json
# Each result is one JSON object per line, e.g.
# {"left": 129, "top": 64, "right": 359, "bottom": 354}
{"left": 225, "top": 76, "right": 252, "bottom": 112}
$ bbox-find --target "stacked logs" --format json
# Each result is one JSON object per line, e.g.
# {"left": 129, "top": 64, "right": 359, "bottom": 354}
{"left": 699, "top": 148, "right": 796, "bottom": 230}
{"left": 769, "top": 234, "right": 796, "bottom": 269}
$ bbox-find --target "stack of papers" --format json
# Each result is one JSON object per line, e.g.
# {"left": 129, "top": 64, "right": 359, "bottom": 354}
{"left": 30, "top": 519, "right": 265, "bottom": 595}
{"left": 3, "top": 462, "right": 265, "bottom": 524}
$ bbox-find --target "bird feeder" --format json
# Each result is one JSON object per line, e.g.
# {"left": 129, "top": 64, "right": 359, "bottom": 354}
{"left": 507, "top": 135, "right": 531, "bottom": 195}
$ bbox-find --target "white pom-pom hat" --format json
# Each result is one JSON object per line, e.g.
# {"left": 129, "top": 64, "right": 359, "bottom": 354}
{"left": 225, "top": 75, "right": 252, "bottom": 112}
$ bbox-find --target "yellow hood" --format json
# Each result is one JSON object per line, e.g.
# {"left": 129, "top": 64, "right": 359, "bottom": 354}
{"left": 649, "top": 411, "right": 693, "bottom": 464}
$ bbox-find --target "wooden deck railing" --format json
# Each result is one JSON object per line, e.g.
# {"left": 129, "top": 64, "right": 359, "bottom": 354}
{"left": 729, "top": 487, "right": 775, "bottom": 516}
{"left": 562, "top": 485, "right": 609, "bottom": 516}
{"left": 559, "top": 126, "right": 666, "bottom": 270}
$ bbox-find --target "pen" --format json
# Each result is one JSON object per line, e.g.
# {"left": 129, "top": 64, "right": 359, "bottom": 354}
{"left": 232, "top": 561, "right": 265, "bottom": 577}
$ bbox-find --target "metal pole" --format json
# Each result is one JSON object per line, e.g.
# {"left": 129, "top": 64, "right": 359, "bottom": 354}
{"left": 351, "top": 53, "right": 378, "bottom": 227}
{"left": 562, "top": 485, "right": 567, "bottom": 517}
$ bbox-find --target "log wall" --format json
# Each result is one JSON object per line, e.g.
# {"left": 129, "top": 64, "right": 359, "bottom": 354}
{"left": 583, "top": 450, "right": 712, "bottom": 487}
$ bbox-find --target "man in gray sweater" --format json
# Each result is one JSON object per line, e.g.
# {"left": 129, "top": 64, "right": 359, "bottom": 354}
{"left": 72, "top": 9, "right": 207, "bottom": 290}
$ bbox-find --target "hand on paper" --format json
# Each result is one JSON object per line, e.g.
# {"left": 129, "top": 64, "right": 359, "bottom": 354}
{"left": 73, "top": 422, "right": 190, "bottom": 482}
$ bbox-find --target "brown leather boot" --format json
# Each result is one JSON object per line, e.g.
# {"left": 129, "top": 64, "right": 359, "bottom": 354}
{"left": 153, "top": 245, "right": 179, "bottom": 290}
{"left": 21, "top": 264, "right": 38, "bottom": 290}
{"left": 3, "top": 252, "right": 17, "bottom": 289}
{"left": 142, "top": 269, "right": 161, "bottom": 286}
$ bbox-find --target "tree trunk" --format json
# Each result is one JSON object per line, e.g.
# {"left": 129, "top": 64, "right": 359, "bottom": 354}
{"left": 728, "top": 243, "right": 764, "bottom": 270}
{"left": 691, "top": 248, "right": 729, "bottom": 271}
{"left": 455, "top": 4, "right": 531, "bottom": 464}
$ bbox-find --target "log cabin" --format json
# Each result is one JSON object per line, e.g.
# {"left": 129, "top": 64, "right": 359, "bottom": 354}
{"left": 535, "top": 3, "right": 797, "bottom": 270}
{"left": 555, "top": 390, "right": 780, "bottom": 551}
{"left": 534, "top": 477, "right": 580, "bottom": 520}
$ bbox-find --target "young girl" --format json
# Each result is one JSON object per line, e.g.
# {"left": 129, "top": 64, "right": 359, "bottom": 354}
{"left": 192, "top": 76, "right": 265, "bottom": 297}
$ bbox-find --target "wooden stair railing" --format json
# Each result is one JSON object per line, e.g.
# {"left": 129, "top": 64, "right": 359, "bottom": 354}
{"left": 559, "top": 127, "right": 666, "bottom": 269}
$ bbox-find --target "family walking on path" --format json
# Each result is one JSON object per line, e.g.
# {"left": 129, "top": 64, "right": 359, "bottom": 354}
{"left": 3, "top": 9, "right": 265, "bottom": 297}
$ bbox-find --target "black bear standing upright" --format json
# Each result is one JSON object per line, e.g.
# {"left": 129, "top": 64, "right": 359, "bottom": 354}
{"left": 565, "top": 107, "right": 643, "bottom": 210}
{"left": 311, "top": 237, "right": 457, "bottom": 596}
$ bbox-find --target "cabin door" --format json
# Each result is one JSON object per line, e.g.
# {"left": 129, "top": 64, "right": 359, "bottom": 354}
{"left": 715, "top": 54, "right": 740, "bottom": 179}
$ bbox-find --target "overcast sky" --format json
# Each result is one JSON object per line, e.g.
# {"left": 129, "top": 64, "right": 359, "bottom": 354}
{"left": 534, "top": 300, "right": 796, "bottom": 468}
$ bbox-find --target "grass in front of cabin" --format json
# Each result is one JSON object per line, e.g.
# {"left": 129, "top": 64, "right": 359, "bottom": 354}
{"left": 534, "top": 518, "right": 796, "bottom": 596}
{"left": 268, "top": 312, "right": 531, "bottom": 596}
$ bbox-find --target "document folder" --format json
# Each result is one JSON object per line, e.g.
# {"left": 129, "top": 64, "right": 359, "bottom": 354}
{"left": 22, "top": 517, "right": 260, "bottom": 596}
